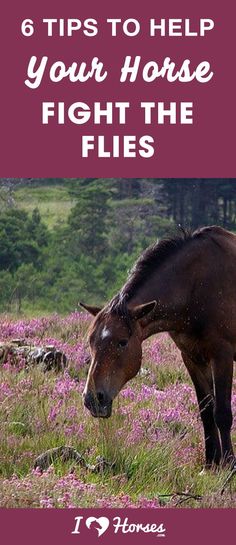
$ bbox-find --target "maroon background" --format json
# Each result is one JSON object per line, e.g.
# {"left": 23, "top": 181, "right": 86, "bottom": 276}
{"left": 0, "top": 1, "right": 235, "bottom": 542}
{"left": 0, "top": 508, "right": 234, "bottom": 544}
{"left": 0, "top": 0, "right": 235, "bottom": 177}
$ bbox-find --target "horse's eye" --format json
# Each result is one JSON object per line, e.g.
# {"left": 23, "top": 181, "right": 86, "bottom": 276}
{"left": 118, "top": 339, "right": 128, "bottom": 348}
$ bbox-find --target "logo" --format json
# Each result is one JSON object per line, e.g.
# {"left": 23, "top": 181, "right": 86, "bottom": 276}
{"left": 85, "top": 517, "right": 110, "bottom": 537}
{"left": 72, "top": 516, "right": 166, "bottom": 538}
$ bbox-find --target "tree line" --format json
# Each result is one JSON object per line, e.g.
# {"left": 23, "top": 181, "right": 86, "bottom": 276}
{"left": 0, "top": 178, "right": 235, "bottom": 314}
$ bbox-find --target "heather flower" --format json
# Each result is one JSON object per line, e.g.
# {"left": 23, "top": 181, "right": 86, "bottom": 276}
{"left": 0, "top": 381, "right": 13, "bottom": 401}
{"left": 48, "top": 399, "right": 63, "bottom": 422}
{"left": 52, "top": 373, "right": 79, "bottom": 398}
{"left": 40, "top": 497, "right": 54, "bottom": 508}
{"left": 121, "top": 386, "right": 136, "bottom": 400}
{"left": 0, "top": 312, "right": 235, "bottom": 509}
{"left": 64, "top": 423, "right": 84, "bottom": 437}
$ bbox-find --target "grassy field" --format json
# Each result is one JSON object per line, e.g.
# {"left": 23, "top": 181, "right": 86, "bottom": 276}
{"left": 0, "top": 312, "right": 235, "bottom": 508}
{"left": 14, "top": 183, "right": 76, "bottom": 229}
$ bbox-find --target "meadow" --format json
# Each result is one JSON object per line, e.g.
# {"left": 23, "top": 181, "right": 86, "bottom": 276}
{"left": 15, "top": 183, "right": 76, "bottom": 229}
{"left": 0, "top": 311, "right": 235, "bottom": 508}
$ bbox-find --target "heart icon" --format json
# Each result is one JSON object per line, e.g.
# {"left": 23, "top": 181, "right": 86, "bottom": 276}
{"left": 86, "top": 517, "right": 110, "bottom": 537}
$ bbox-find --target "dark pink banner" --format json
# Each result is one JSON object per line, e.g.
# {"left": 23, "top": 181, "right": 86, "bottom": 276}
{"left": 0, "top": 0, "right": 235, "bottom": 177}
{"left": 0, "top": 508, "right": 235, "bottom": 544}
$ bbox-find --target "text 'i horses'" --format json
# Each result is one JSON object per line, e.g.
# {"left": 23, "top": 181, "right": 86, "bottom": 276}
{"left": 81, "top": 226, "right": 236, "bottom": 467}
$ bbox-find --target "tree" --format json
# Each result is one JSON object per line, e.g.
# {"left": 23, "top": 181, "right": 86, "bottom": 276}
{"left": 67, "top": 181, "right": 111, "bottom": 259}
{"left": 0, "top": 209, "right": 49, "bottom": 272}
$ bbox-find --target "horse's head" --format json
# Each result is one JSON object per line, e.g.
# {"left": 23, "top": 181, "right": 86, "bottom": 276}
{"left": 81, "top": 299, "right": 156, "bottom": 418}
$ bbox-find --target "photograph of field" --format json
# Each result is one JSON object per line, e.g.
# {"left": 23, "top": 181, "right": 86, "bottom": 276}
{"left": 0, "top": 178, "right": 235, "bottom": 508}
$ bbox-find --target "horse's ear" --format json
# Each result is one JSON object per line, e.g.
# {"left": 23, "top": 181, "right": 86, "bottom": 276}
{"left": 79, "top": 302, "right": 102, "bottom": 316}
{"left": 130, "top": 300, "right": 157, "bottom": 321}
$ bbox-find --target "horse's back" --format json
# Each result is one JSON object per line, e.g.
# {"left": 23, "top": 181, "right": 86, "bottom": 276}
{"left": 184, "top": 227, "right": 236, "bottom": 344}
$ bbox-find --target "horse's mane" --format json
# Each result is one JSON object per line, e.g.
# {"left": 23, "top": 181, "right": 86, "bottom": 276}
{"left": 123, "top": 228, "right": 191, "bottom": 297}
{"left": 101, "top": 225, "right": 227, "bottom": 324}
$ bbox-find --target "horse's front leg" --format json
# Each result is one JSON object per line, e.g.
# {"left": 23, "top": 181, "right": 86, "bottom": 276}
{"left": 182, "top": 352, "right": 221, "bottom": 467}
{"left": 211, "top": 344, "right": 234, "bottom": 466}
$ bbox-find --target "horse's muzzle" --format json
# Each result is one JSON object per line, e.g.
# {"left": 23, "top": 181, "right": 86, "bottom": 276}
{"left": 83, "top": 390, "right": 112, "bottom": 418}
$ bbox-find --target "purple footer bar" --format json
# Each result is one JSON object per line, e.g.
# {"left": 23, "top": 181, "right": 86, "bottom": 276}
{"left": 0, "top": 508, "right": 234, "bottom": 545}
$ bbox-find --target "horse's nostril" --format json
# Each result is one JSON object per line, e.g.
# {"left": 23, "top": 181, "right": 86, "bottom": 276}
{"left": 84, "top": 390, "right": 112, "bottom": 418}
{"left": 97, "top": 391, "right": 105, "bottom": 404}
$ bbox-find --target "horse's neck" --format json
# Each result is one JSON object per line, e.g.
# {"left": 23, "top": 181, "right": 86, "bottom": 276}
{"left": 127, "top": 265, "right": 190, "bottom": 340}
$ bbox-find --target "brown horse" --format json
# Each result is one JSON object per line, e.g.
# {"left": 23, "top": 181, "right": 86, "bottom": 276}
{"left": 81, "top": 226, "right": 236, "bottom": 467}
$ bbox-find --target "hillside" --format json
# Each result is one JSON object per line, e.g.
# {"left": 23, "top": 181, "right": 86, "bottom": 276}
{"left": 1, "top": 178, "right": 236, "bottom": 316}
{"left": 14, "top": 181, "right": 76, "bottom": 229}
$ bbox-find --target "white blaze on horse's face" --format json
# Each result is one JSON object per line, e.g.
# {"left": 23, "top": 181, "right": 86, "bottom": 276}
{"left": 101, "top": 326, "right": 111, "bottom": 340}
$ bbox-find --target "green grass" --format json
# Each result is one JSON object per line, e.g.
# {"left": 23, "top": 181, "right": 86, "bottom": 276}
{"left": 14, "top": 183, "right": 76, "bottom": 229}
{"left": 0, "top": 360, "right": 235, "bottom": 508}
{"left": 13, "top": 184, "right": 152, "bottom": 231}
{"left": 0, "top": 309, "right": 235, "bottom": 508}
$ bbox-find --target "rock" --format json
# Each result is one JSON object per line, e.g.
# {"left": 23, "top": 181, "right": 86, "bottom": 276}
{"left": 34, "top": 446, "right": 86, "bottom": 471}
{"left": 11, "top": 339, "right": 26, "bottom": 346}
{"left": 42, "top": 350, "right": 67, "bottom": 372}
{"left": 139, "top": 367, "right": 151, "bottom": 377}
{"left": 87, "top": 456, "right": 115, "bottom": 473}
{"left": 34, "top": 448, "right": 114, "bottom": 474}
{"left": 0, "top": 341, "right": 67, "bottom": 372}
